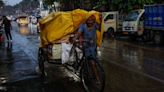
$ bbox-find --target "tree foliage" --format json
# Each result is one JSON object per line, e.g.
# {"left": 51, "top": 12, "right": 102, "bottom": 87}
{"left": 0, "top": 0, "right": 4, "bottom": 7}
{"left": 155, "top": 0, "right": 164, "bottom": 3}
{"left": 95, "top": 0, "right": 154, "bottom": 13}
{"left": 43, "top": 0, "right": 163, "bottom": 12}
{"left": 13, "top": 0, "right": 39, "bottom": 11}
{"left": 43, "top": 0, "right": 55, "bottom": 5}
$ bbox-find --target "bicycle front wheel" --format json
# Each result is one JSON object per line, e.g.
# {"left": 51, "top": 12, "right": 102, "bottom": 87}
{"left": 81, "top": 60, "right": 105, "bottom": 92}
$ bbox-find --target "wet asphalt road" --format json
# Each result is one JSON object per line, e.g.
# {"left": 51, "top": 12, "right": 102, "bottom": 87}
{"left": 0, "top": 22, "right": 164, "bottom": 92}
{"left": 102, "top": 39, "right": 164, "bottom": 92}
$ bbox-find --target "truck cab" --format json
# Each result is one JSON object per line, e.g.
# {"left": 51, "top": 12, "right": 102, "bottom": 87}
{"left": 39, "top": 0, "right": 49, "bottom": 17}
{"left": 122, "top": 9, "right": 144, "bottom": 36}
{"left": 103, "top": 11, "right": 119, "bottom": 37}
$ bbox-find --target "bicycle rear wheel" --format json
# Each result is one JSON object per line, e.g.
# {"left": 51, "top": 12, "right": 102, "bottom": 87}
{"left": 81, "top": 60, "right": 105, "bottom": 92}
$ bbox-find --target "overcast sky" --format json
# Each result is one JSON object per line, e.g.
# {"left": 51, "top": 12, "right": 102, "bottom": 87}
{"left": 4, "top": 0, "right": 22, "bottom": 6}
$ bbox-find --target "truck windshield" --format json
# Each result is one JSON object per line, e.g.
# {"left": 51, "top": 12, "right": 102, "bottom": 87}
{"left": 125, "top": 11, "right": 140, "bottom": 21}
{"left": 104, "top": 14, "right": 114, "bottom": 21}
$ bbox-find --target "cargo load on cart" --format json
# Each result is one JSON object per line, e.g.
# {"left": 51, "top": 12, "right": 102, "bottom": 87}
{"left": 39, "top": 9, "right": 104, "bottom": 47}
{"left": 39, "top": 9, "right": 104, "bottom": 63}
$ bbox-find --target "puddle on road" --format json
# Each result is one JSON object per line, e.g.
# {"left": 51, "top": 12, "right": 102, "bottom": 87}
{"left": 0, "top": 86, "right": 7, "bottom": 92}
{"left": 0, "top": 40, "right": 38, "bottom": 90}
{"left": 0, "top": 77, "right": 7, "bottom": 92}
{"left": 18, "top": 24, "right": 38, "bottom": 36}
{"left": 19, "top": 26, "right": 29, "bottom": 35}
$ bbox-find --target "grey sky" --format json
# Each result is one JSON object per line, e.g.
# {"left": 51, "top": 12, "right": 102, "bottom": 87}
{"left": 4, "top": 0, "right": 22, "bottom": 6}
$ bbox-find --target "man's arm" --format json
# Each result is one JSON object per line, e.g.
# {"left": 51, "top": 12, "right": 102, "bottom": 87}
{"left": 76, "top": 31, "right": 82, "bottom": 39}
{"left": 96, "top": 13, "right": 102, "bottom": 31}
{"left": 76, "top": 24, "right": 84, "bottom": 39}
{"left": 1, "top": 20, "right": 4, "bottom": 27}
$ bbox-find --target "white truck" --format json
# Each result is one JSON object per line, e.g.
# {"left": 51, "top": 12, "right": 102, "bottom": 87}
{"left": 39, "top": 0, "right": 49, "bottom": 17}
{"left": 103, "top": 11, "right": 120, "bottom": 37}
{"left": 122, "top": 9, "right": 145, "bottom": 39}
{"left": 122, "top": 6, "right": 164, "bottom": 44}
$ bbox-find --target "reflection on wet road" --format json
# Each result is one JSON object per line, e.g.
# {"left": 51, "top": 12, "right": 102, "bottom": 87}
{"left": 0, "top": 22, "right": 164, "bottom": 92}
{"left": 102, "top": 39, "right": 164, "bottom": 92}
{"left": 102, "top": 39, "right": 164, "bottom": 81}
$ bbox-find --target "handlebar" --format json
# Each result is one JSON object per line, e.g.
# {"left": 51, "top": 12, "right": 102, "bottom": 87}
{"left": 71, "top": 39, "right": 95, "bottom": 51}
{"left": 69, "top": 34, "right": 94, "bottom": 43}
{"left": 73, "top": 39, "right": 94, "bottom": 44}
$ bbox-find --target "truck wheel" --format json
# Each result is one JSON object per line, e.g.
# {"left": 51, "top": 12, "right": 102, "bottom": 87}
{"left": 149, "top": 31, "right": 155, "bottom": 41}
{"left": 142, "top": 30, "right": 155, "bottom": 42}
{"left": 107, "top": 28, "right": 115, "bottom": 38}
{"left": 129, "top": 33, "right": 137, "bottom": 41}
{"left": 160, "top": 32, "right": 164, "bottom": 45}
{"left": 154, "top": 31, "right": 163, "bottom": 45}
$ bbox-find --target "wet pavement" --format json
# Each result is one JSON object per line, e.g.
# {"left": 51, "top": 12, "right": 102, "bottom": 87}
{"left": 102, "top": 39, "right": 164, "bottom": 92}
{"left": 0, "top": 22, "right": 39, "bottom": 92}
{"left": 0, "top": 22, "right": 164, "bottom": 92}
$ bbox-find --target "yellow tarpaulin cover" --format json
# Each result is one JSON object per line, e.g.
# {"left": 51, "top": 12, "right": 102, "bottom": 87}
{"left": 39, "top": 9, "right": 104, "bottom": 47}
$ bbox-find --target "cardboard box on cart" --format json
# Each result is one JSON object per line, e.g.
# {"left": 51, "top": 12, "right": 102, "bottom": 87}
{"left": 50, "top": 35, "right": 72, "bottom": 61}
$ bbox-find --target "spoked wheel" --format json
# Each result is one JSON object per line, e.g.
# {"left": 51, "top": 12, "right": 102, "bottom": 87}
{"left": 68, "top": 47, "right": 81, "bottom": 69}
{"left": 81, "top": 60, "right": 105, "bottom": 92}
{"left": 107, "top": 28, "right": 115, "bottom": 38}
{"left": 142, "top": 30, "right": 155, "bottom": 42}
{"left": 38, "top": 48, "right": 46, "bottom": 79}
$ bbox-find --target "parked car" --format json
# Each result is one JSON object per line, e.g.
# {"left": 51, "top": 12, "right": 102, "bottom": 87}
{"left": 17, "top": 16, "right": 29, "bottom": 26}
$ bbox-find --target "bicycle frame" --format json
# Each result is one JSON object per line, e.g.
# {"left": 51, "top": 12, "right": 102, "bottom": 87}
{"left": 70, "top": 40, "right": 97, "bottom": 72}
{"left": 38, "top": 40, "right": 105, "bottom": 92}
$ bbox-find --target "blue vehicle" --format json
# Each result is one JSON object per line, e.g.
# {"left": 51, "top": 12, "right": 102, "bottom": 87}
{"left": 144, "top": 4, "right": 164, "bottom": 43}
{"left": 123, "top": 4, "right": 164, "bottom": 43}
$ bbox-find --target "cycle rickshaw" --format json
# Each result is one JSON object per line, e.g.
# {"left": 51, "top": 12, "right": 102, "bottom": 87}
{"left": 38, "top": 9, "right": 105, "bottom": 92}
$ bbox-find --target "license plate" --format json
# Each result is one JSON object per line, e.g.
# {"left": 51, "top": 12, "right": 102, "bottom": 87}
{"left": 123, "top": 32, "right": 128, "bottom": 34}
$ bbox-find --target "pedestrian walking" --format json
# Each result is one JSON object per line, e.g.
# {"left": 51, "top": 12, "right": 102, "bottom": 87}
{"left": 2, "top": 16, "right": 12, "bottom": 42}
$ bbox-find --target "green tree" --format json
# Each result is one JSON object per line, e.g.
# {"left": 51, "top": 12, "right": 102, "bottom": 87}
{"left": 95, "top": 0, "right": 153, "bottom": 13}
{"left": 43, "top": 0, "right": 164, "bottom": 12}
{"left": 43, "top": 0, "right": 55, "bottom": 5}
{"left": 43, "top": 0, "right": 98, "bottom": 10}
{"left": 14, "top": 0, "right": 39, "bottom": 11}
{"left": 0, "top": 0, "right": 4, "bottom": 7}
{"left": 155, "top": 0, "right": 164, "bottom": 3}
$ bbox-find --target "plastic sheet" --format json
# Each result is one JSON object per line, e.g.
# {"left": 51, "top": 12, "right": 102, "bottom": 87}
{"left": 39, "top": 9, "right": 104, "bottom": 47}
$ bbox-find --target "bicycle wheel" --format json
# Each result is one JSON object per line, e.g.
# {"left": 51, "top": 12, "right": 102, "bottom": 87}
{"left": 69, "top": 46, "right": 80, "bottom": 68}
{"left": 81, "top": 60, "right": 105, "bottom": 92}
{"left": 38, "top": 48, "right": 46, "bottom": 78}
